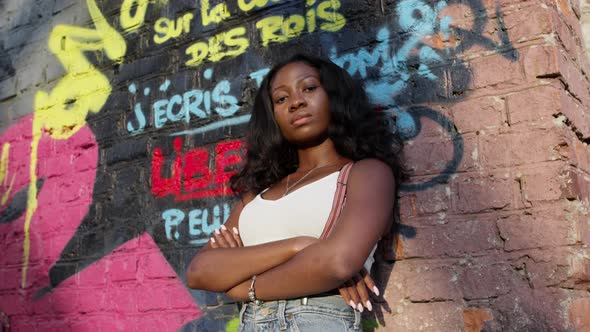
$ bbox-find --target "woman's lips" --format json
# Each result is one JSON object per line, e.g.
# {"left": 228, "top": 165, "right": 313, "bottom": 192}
{"left": 291, "top": 114, "right": 312, "bottom": 126}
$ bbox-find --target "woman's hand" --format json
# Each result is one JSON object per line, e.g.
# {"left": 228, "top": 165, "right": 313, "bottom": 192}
{"left": 338, "top": 268, "right": 379, "bottom": 312}
{"left": 210, "top": 225, "right": 243, "bottom": 248}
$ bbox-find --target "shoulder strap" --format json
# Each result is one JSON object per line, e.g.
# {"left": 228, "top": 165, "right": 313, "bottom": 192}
{"left": 319, "top": 162, "right": 354, "bottom": 240}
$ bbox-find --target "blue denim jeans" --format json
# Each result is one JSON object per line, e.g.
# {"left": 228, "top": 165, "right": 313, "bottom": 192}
{"left": 238, "top": 295, "right": 361, "bottom": 332}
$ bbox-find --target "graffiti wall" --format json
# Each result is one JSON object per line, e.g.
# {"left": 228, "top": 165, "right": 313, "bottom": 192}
{"left": 1, "top": 0, "right": 590, "bottom": 330}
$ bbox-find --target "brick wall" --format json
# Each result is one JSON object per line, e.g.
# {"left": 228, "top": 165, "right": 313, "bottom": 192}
{"left": 1, "top": 0, "right": 589, "bottom": 331}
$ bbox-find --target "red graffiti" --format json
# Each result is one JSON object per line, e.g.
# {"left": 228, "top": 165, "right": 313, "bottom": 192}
{"left": 151, "top": 137, "right": 245, "bottom": 201}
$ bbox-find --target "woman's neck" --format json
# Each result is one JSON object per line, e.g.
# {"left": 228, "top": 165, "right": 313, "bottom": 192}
{"left": 295, "top": 138, "right": 346, "bottom": 171}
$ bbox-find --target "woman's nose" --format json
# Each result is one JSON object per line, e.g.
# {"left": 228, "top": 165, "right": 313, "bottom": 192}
{"left": 289, "top": 93, "right": 306, "bottom": 111}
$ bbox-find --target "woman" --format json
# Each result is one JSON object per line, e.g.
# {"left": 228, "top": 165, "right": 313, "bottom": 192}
{"left": 186, "top": 54, "right": 402, "bottom": 331}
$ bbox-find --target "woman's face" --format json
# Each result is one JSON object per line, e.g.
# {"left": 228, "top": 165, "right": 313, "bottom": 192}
{"left": 270, "top": 62, "right": 331, "bottom": 146}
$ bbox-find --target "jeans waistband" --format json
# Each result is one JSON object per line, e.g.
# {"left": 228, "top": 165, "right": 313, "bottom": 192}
{"left": 239, "top": 294, "right": 361, "bottom": 330}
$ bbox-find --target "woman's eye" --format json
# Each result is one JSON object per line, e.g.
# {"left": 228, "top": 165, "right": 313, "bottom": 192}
{"left": 304, "top": 86, "right": 317, "bottom": 92}
{"left": 275, "top": 96, "right": 287, "bottom": 104}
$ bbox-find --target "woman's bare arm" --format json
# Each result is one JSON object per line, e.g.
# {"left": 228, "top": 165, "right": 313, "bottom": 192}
{"left": 186, "top": 193, "right": 318, "bottom": 292}
{"left": 226, "top": 159, "right": 395, "bottom": 301}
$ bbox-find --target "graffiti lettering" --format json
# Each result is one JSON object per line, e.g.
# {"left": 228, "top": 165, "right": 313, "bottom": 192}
{"left": 153, "top": 13, "right": 194, "bottom": 44}
{"left": 185, "top": 26, "right": 249, "bottom": 66}
{"left": 126, "top": 70, "right": 240, "bottom": 134}
{"left": 120, "top": 0, "right": 150, "bottom": 32}
{"left": 201, "top": 0, "right": 230, "bottom": 26}
{"left": 238, "top": 0, "right": 282, "bottom": 12}
{"left": 256, "top": 0, "right": 345, "bottom": 47}
{"left": 152, "top": 138, "right": 244, "bottom": 201}
{"left": 163, "top": 204, "right": 231, "bottom": 245}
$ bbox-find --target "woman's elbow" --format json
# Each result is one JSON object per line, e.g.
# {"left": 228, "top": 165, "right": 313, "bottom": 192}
{"left": 185, "top": 266, "right": 203, "bottom": 289}
{"left": 329, "top": 254, "right": 361, "bottom": 282}
{"left": 185, "top": 257, "right": 208, "bottom": 290}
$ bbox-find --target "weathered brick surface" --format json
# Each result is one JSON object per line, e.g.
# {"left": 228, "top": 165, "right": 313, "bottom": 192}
{"left": 1, "top": 0, "right": 590, "bottom": 331}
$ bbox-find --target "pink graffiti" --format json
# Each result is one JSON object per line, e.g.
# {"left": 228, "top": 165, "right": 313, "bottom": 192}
{"left": 0, "top": 115, "right": 200, "bottom": 330}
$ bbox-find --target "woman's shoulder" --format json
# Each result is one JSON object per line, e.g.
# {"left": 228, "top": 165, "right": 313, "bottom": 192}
{"left": 237, "top": 191, "right": 258, "bottom": 208}
{"left": 350, "top": 158, "right": 393, "bottom": 175}
{"left": 347, "top": 159, "right": 395, "bottom": 189}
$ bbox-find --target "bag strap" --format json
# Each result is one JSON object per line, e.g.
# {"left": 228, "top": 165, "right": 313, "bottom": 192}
{"left": 319, "top": 162, "right": 354, "bottom": 240}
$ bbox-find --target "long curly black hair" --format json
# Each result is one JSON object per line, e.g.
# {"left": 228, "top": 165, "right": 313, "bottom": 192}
{"left": 231, "top": 54, "right": 403, "bottom": 195}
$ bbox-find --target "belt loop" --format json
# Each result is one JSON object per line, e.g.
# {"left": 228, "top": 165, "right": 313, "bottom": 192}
{"left": 278, "top": 300, "right": 287, "bottom": 330}
{"left": 353, "top": 309, "right": 361, "bottom": 330}
{"left": 238, "top": 302, "right": 248, "bottom": 326}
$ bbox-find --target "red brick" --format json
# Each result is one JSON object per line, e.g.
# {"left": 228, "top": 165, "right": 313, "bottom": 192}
{"left": 391, "top": 260, "right": 459, "bottom": 302}
{"left": 493, "top": 288, "right": 567, "bottom": 330}
{"left": 403, "top": 137, "right": 457, "bottom": 176}
{"left": 506, "top": 84, "right": 561, "bottom": 126}
{"left": 569, "top": 252, "right": 590, "bottom": 283}
{"left": 414, "top": 185, "right": 450, "bottom": 214}
{"left": 480, "top": 130, "right": 565, "bottom": 168}
{"left": 569, "top": 298, "right": 590, "bottom": 331}
{"left": 522, "top": 45, "right": 560, "bottom": 80}
{"left": 552, "top": 9, "right": 580, "bottom": 55}
{"left": 458, "top": 263, "right": 523, "bottom": 300}
{"left": 453, "top": 175, "right": 514, "bottom": 213}
{"left": 562, "top": 169, "right": 590, "bottom": 202}
{"left": 398, "top": 194, "right": 417, "bottom": 218}
{"left": 502, "top": 5, "right": 553, "bottom": 43}
{"left": 463, "top": 308, "right": 493, "bottom": 332}
{"left": 451, "top": 96, "right": 505, "bottom": 134}
{"left": 457, "top": 135, "right": 480, "bottom": 172}
{"left": 469, "top": 53, "right": 525, "bottom": 89}
{"left": 560, "top": 90, "right": 590, "bottom": 139}
{"left": 570, "top": 138, "right": 590, "bottom": 174}
{"left": 519, "top": 163, "right": 569, "bottom": 203}
{"left": 385, "top": 302, "right": 464, "bottom": 331}
{"left": 558, "top": 52, "right": 590, "bottom": 107}
{"left": 497, "top": 211, "right": 575, "bottom": 251}
{"left": 401, "top": 218, "right": 502, "bottom": 258}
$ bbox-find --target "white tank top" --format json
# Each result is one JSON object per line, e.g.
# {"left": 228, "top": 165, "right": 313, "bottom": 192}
{"left": 239, "top": 171, "right": 376, "bottom": 271}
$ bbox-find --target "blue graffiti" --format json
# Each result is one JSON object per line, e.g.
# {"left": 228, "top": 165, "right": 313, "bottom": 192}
{"left": 328, "top": 0, "right": 520, "bottom": 191}
{"left": 330, "top": 0, "right": 451, "bottom": 107}
{"left": 126, "top": 69, "right": 240, "bottom": 135}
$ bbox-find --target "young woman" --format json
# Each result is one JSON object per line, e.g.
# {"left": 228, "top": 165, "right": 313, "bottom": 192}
{"left": 186, "top": 54, "right": 402, "bottom": 331}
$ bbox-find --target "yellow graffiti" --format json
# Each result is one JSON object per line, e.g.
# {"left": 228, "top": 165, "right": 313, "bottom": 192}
{"left": 185, "top": 26, "right": 249, "bottom": 67}
{"left": 237, "top": 0, "right": 281, "bottom": 12}
{"left": 201, "top": 0, "right": 230, "bottom": 26}
{"left": 154, "top": 13, "right": 194, "bottom": 44}
{"left": 23, "top": 0, "right": 126, "bottom": 288}
{"left": 0, "top": 143, "right": 15, "bottom": 206}
{"left": 316, "top": 0, "right": 345, "bottom": 32}
{"left": 255, "top": 0, "right": 345, "bottom": 47}
{"left": 120, "top": 0, "right": 150, "bottom": 32}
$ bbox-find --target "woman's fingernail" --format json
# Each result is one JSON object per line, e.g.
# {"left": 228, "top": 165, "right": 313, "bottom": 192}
{"left": 215, "top": 229, "right": 220, "bottom": 235}
{"left": 366, "top": 301, "right": 372, "bottom": 311}
{"left": 210, "top": 237, "right": 216, "bottom": 243}
{"left": 356, "top": 303, "right": 364, "bottom": 312}
{"left": 349, "top": 300, "right": 356, "bottom": 308}
{"left": 221, "top": 225, "right": 227, "bottom": 231}
{"left": 372, "top": 286, "right": 380, "bottom": 296}
{"left": 233, "top": 227, "right": 239, "bottom": 234}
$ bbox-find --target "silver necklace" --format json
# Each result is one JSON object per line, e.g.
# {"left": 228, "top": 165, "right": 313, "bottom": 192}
{"left": 282, "top": 162, "right": 340, "bottom": 197}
